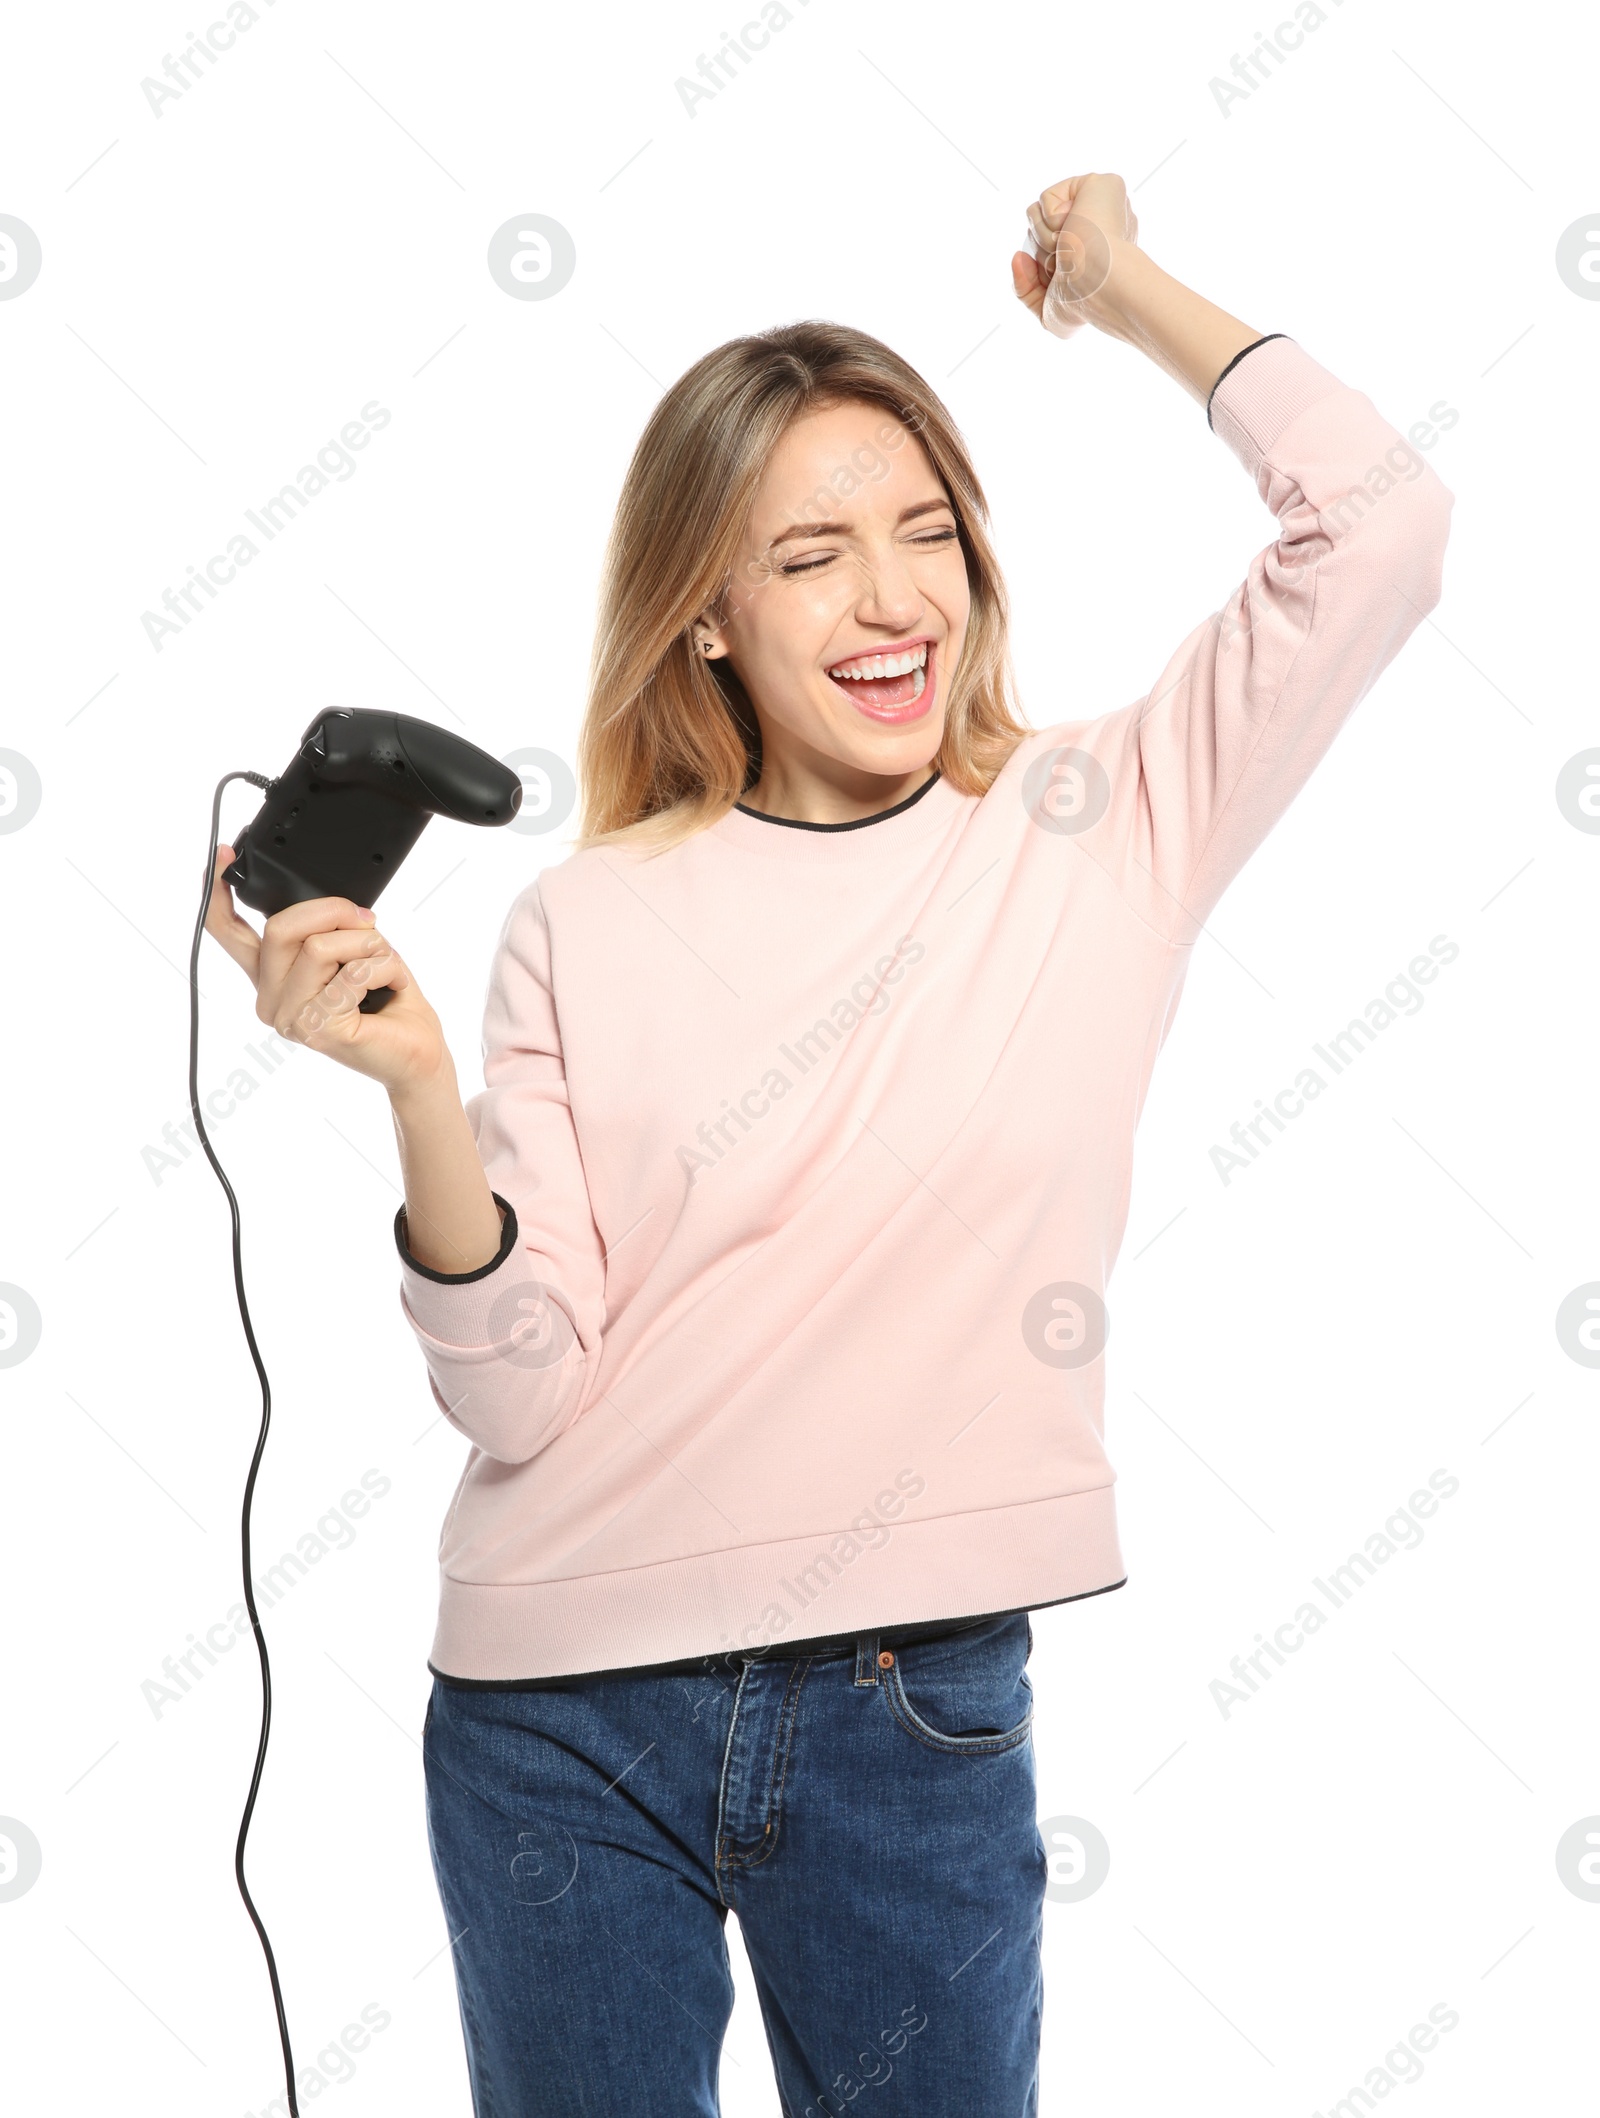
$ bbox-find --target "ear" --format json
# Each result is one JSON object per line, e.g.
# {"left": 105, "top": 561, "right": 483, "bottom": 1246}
{"left": 691, "top": 617, "right": 730, "bottom": 661}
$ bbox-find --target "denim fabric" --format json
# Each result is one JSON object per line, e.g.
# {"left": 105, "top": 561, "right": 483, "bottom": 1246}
{"left": 423, "top": 1612, "right": 1045, "bottom": 2115}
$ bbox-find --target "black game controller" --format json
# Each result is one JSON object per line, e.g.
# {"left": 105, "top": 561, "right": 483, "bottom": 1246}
{"left": 223, "top": 708, "right": 524, "bottom": 1012}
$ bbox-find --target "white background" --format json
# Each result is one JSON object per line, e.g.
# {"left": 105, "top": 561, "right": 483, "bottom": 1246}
{"left": 2, "top": 0, "right": 1596, "bottom": 2110}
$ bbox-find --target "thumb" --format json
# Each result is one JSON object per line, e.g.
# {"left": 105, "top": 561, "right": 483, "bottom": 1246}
{"left": 1011, "top": 250, "right": 1047, "bottom": 317}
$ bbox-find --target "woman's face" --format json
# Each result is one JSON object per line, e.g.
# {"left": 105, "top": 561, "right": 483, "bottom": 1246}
{"left": 703, "top": 399, "right": 972, "bottom": 782}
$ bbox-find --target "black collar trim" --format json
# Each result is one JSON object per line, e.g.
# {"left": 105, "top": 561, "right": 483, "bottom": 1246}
{"left": 734, "top": 769, "right": 942, "bottom": 833}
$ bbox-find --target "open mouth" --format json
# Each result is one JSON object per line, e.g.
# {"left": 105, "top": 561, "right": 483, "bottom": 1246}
{"left": 825, "top": 639, "right": 935, "bottom": 722}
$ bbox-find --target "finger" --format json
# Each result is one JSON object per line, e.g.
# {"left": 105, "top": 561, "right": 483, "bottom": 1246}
{"left": 203, "top": 845, "right": 264, "bottom": 983}
{"left": 273, "top": 944, "right": 411, "bottom": 1044}
{"left": 265, "top": 926, "right": 397, "bottom": 1034}
{"left": 260, "top": 895, "right": 376, "bottom": 948}
{"left": 292, "top": 947, "right": 412, "bottom": 1038}
{"left": 1035, "top": 177, "right": 1082, "bottom": 232}
{"left": 1010, "top": 251, "right": 1046, "bottom": 317}
{"left": 318, "top": 946, "right": 412, "bottom": 1029}
{"left": 202, "top": 846, "right": 237, "bottom": 943}
{"left": 258, "top": 898, "right": 375, "bottom": 1005}
{"left": 1026, "top": 200, "right": 1059, "bottom": 257}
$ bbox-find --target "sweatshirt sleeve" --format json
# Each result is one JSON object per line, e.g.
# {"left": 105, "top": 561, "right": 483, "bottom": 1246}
{"left": 1107, "top": 335, "right": 1454, "bottom": 938}
{"left": 392, "top": 878, "right": 605, "bottom": 1464}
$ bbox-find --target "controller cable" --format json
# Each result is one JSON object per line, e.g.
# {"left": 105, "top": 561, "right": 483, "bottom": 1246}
{"left": 188, "top": 768, "right": 302, "bottom": 2117}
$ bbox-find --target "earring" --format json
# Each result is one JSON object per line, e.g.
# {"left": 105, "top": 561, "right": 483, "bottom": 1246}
{"left": 702, "top": 640, "right": 714, "bottom": 655}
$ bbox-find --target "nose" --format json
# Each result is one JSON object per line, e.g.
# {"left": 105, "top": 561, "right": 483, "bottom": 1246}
{"left": 849, "top": 542, "right": 923, "bottom": 632}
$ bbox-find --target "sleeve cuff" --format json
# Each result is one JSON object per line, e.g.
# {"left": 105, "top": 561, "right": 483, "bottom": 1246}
{"left": 394, "top": 1192, "right": 519, "bottom": 1283}
{"left": 1206, "top": 335, "right": 1346, "bottom": 478}
{"left": 1205, "top": 333, "right": 1286, "bottom": 427}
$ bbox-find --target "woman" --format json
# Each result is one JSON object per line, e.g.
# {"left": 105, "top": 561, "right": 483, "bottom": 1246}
{"left": 208, "top": 172, "right": 1452, "bottom": 2115}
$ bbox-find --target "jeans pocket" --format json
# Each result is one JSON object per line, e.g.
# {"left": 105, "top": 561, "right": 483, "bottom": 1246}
{"left": 880, "top": 1614, "right": 1034, "bottom": 1756}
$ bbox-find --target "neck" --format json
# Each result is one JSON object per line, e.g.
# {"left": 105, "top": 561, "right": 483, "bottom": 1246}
{"left": 740, "top": 751, "right": 937, "bottom": 827}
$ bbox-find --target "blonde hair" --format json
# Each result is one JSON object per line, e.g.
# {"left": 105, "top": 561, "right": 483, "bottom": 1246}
{"left": 576, "top": 319, "right": 1032, "bottom": 852}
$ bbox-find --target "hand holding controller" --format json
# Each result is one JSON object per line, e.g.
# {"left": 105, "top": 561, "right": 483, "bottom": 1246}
{"left": 205, "top": 708, "right": 523, "bottom": 1090}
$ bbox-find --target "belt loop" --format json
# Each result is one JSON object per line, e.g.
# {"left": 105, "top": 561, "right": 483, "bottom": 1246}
{"left": 854, "top": 1630, "right": 881, "bottom": 1686}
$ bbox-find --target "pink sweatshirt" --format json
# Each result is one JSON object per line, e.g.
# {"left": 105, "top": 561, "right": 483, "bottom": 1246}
{"left": 395, "top": 338, "right": 1453, "bottom": 1681}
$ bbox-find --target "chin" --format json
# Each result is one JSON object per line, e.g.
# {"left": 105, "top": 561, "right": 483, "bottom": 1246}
{"left": 845, "top": 725, "right": 942, "bottom": 775}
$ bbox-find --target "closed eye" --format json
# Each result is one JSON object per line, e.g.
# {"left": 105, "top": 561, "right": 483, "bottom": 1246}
{"left": 780, "top": 527, "right": 959, "bottom": 578}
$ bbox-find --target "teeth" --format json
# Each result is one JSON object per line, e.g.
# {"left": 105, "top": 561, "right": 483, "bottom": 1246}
{"left": 828, "top": 643, "right": 929, "bottom": 680}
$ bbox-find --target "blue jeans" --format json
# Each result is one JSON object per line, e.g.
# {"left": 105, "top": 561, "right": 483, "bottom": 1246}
{"left": 423, "top": 1612, "right": 1045, "bottom": 2115}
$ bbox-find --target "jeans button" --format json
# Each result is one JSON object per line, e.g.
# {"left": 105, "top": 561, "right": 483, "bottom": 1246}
{"left": 877, "top": 1650, "right": 895, "bottom": 1670}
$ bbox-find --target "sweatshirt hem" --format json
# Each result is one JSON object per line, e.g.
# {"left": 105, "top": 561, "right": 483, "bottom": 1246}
{"left": 429, "top": 1483, "right": 1124, "bottom": 1681}
{"left": 428, "top": 1577, "right": 1127, "bottom": 1688}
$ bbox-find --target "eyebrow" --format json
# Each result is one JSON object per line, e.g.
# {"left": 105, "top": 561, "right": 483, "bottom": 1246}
{"left": 763, "top": 496, "right": 955, "bottom": 554}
